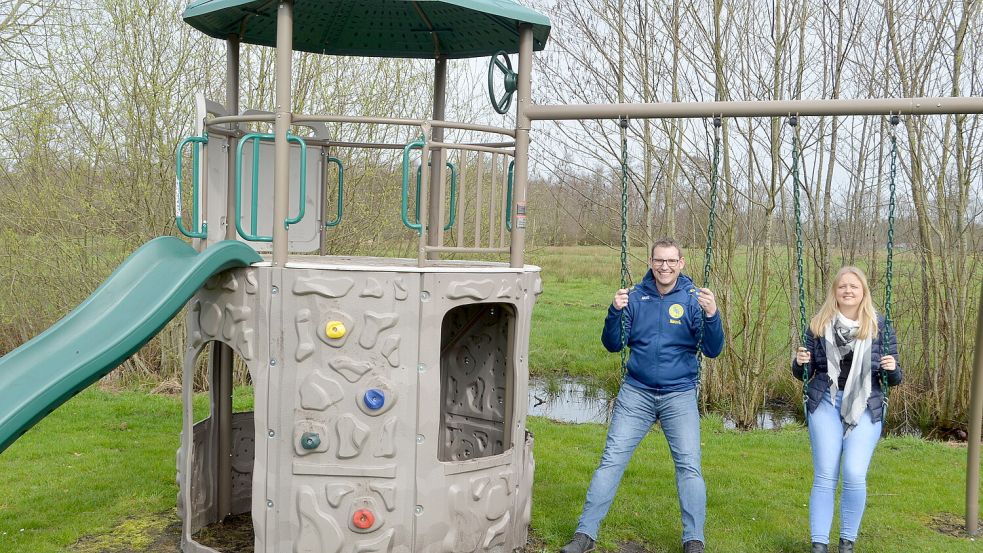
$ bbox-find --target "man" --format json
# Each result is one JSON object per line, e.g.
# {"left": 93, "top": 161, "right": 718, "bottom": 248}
{"left": 560, "top": 238, "right": 724, "bottom": 553}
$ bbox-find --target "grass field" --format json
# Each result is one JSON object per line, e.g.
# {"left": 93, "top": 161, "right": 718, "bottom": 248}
{"left": 0, "top": 388, "right": 976, "bottom": 553}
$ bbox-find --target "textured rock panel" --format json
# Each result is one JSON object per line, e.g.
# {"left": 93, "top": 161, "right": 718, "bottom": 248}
{"left": 369, "top": 482, "right": 397, "bottom": 512}
{"left": 299, "top": 371, "right": 344, "bottom": 411}
{"left": 224, "top": 305, "right": 251, "bottom": 341}
{"left": 354, "top": 528, "right": 395, "bottom": 553}
{"left": 329, "top": 356, "right": 372, "bottom": 383}
{"left": 446, "top": 280, "right": 494, "bottom": 300}
{"left": 293, "top": 276, "right": 355, "bottom": 298}
{"left": 360, "top": 278, "right": 384, "bottom": 298}
{"left": 375, "top": 417, "right": 398, "bottom": 459}
{"left": 393, "top": 278, "right": 408, "bottom": 301}
{"left": 295, "top": 486, "right": 344, "bottom": 553}
{"left": 380, "top": 335, "right": 400, "bottom": 368}
{"left": 326, "top": 483, "right": 354, "bottom": 508}
{"left": 336, "top": 414, "right": 370, "bottom": 458}
{"left": 295, "top": 309, "right": 315, "bottom": 362}
{"left": 360, "top": 312, "right": 398, "bottom": 349}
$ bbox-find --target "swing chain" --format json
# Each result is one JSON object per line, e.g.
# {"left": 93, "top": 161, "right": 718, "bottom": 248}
{"left": 885, "top": 115, "right": 898, "bottom": 328}
{"left": 619, "top": 116, "right": 630, "bottom": 375}
{"left": 790, "top": 116, "right": 807, "bottom": 346}
{"left": 789, "top": 115, "right": 810, "bottom": 420}
{"left": 882, "top": 114, "right": 900, "bottom": 418}
{"left": 695, "top": 116, "right": 723, "bottom": 404}
{"left": 702, "top": 116, "right": 722, "bottom": 291}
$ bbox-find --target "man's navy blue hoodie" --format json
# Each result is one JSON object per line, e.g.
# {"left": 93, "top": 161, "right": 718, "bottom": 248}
{"left": 602, "top": 270, "right": 725, "bottom": 393}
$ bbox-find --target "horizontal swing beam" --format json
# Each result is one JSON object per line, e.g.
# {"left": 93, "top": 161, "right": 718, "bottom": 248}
{"left": 525, "top": 96, "right": 983, "bottom": 121}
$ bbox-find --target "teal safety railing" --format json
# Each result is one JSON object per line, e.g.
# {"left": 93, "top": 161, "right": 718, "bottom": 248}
{"left": 324, "top": 156, "right": 344, "bottom": 228}
{"left": 506, "top": 159, "right": 515, "bottom": 231}
{"left": 401, "top": 139, "right": 458, "bottom": 234}
{"left": 401, "top": 139, "right": 426, "bottom": 233}
{"left": 234, "top": 133, "right": 307, "bottom": 242}
{"left": 175, "top": 135, "right": 209, "bottom": 239}
{"left": 415, "top": 161, "right": 458, "bottom": 231}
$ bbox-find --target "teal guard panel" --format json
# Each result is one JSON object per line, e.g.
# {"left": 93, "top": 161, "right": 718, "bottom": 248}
{"left": 0, "top": 237, "right": 262, "bottom": 454}
{"left": 182, "top": 0, "right": 551, "bottom": 58}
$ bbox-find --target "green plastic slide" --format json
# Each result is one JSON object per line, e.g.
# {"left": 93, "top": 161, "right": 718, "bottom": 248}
{"left": 0, "top": 237, "right": 261, "bottom": 454}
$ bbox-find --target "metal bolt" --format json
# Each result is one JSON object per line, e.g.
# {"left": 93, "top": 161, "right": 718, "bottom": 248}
{"left": 416, "top": 434, "right": 424, "bottom": 444}
{"left": 268, "top": 430, "right": 275, "bottom": 437}
{"left": 417, "top": 363, "right": 426, "bottom": 373}
{"left": 270, "top": 359, "right": 277, "bottom": 367}
{"left": 420, "top": 291, "right": 430, "bottom": 301}
{"left": 267, "top": 500, "right": 274, "bottom": 508}
{"left": 415, "top": 505, "right": 423, "bottom": 515}
{"left": 271, "top": 286, "right": 279, "bottom": 295}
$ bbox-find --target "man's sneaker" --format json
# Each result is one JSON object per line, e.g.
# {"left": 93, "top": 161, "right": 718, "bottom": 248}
{"left": 683, "top": 540, "right": 705, "bottom": 553}
{"left": 559, "top": 532, "right": 595, "bottom": 553}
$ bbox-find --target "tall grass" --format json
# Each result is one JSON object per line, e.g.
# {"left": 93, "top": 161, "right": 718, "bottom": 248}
{"left": 0, "top": 239, "right": 975, "bottom": 432}
{"left": 525, "top": 244, "right": 979, "bottom": 434}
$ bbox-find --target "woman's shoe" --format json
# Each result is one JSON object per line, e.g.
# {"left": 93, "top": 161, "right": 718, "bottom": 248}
{"left": 811, "top": 543, "right": 828, "bottom": 553}
{"left": 838, "top": 538, "right": 854, "bottom": 553}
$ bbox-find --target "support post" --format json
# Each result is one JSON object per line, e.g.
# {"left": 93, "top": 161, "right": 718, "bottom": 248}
{"left": 509, "top": 25, "right": 533, "bottom": 268}
{"left": 427, "top": 58, "right": 448, "bottom": 261}
{"left": 967, "top": 279, "right": 983, "bottom": 534}
{"left": 225, "top": 36, "right": 240, "bottom": 242}
{"left": 272, "top": 0, "right": 293, "bottom": 266}
{"left": 212, "top": 35, "right": 242, "bottom": 523}
{"left": 212, "top": 341, "right": 233, "bottom": 521}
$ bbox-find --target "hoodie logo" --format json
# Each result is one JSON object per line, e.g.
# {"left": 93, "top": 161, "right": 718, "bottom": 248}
{"left": 640, "top": 295, "right": 651, "bottom": 301}
{"left": 669, "top": 303, "right": 685, "bottom": 319}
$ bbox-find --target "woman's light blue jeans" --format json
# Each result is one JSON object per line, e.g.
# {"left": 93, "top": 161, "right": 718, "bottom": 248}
{"left": 808, "top": 390, "right": 882, "bottom": 544}
{"left": 575, "top": 383, "right": 706, "bottom": 545}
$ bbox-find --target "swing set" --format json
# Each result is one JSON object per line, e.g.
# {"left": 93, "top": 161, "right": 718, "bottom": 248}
{"left": 610, "top": 110, "right": 897, "bottom": 410}
{"left": 526, "top": 87, "right": 983, "bottom": 533}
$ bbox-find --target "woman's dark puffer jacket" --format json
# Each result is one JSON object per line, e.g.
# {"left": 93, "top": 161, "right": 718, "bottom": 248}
{"left": 791, "top": 315, "right": 902, "bottom": 422}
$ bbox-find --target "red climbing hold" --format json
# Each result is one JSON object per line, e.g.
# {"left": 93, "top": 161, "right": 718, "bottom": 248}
{"left": 353, "top": 509, "right": 375, "bottom": 529}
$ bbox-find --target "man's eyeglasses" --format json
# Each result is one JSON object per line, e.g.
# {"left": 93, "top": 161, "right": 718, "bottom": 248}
{"left": 651, "top": 258, "right": 680, "bottom": 267}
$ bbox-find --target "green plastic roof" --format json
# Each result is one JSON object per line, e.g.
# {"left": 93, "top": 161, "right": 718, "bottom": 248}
{"left": 183, "top": 0, "right": 551, "bottom": 59}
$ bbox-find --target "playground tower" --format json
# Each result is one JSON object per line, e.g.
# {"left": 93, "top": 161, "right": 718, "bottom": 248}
{"left": 173, "top": 1, "right": 551, "bottom": 552}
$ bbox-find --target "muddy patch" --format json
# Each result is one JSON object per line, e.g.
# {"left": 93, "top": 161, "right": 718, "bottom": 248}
{"left": 69, "top": 512, "right": 181, "bottom": 553}
{"left": 70, "top": 511, "right": 255, "bottom": 553}
{"left": 194, "top": 513, "right": 254, "bottom": 552}
{"left": 926, "top": 512, "right": 982, "bottom": 539}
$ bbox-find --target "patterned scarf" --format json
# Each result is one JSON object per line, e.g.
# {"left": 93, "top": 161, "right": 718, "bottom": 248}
{"left": 824, "top": 312, "right": 872, "bottom": 435}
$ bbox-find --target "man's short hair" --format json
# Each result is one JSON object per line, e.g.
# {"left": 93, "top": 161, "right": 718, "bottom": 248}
{"left": 650, "top": 238, "right": 682, "bottom": 259}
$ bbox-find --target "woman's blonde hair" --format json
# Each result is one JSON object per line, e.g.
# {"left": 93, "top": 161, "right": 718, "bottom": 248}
{"left": 808, "top": 266, "right": 878, "bottom": 339}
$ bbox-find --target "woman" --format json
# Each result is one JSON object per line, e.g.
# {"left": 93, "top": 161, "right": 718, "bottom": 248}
{"left": 793, "top": 266, "right": 902, "bottom": 553}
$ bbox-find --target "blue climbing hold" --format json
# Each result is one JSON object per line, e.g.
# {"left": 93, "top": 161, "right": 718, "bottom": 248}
{"left": 364, "top": 388, "right": 385, "bottom": 410}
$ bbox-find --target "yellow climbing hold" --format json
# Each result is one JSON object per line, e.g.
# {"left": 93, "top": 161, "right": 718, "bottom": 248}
{"left": 325, "top": 321, "right": 346, "bottom": 339}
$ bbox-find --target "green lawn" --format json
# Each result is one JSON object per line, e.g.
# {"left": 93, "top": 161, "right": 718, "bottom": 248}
{"left": 0, "top": 388, "right": 975, "bottom": 552}
{"left": 529, "top": 417, "right": 976, "bottom": 553}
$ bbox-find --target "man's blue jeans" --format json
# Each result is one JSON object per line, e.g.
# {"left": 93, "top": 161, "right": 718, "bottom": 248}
{"left": 808, "top": 390, "right": 881, "bottom": 544}
{"left": 575, "top": 383, "right": 706, "bottom": 545}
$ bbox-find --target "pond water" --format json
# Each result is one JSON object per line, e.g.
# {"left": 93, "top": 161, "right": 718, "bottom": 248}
{"left": 722, "top": 410, "right": 796, "bottom": 430}
{"left": 527, "top": 377, "right": 797, "bottom": 430}
{"left": 526, "top": 378, "right": 610, "bottom": 424}
{"left": 526, "top": 378, "right": 925, "bottom": 437}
